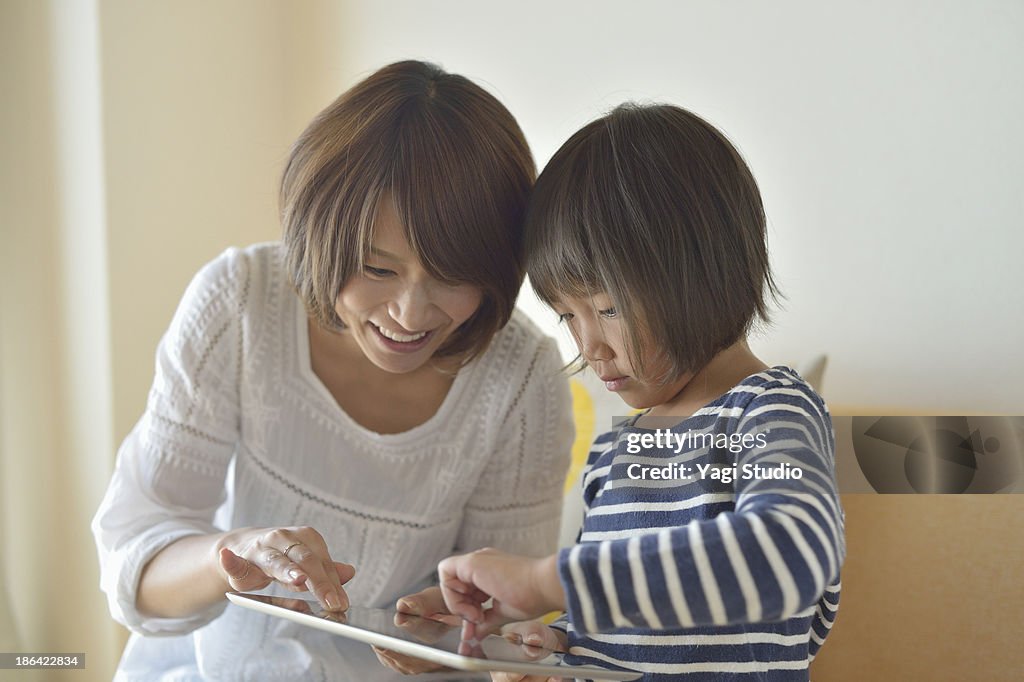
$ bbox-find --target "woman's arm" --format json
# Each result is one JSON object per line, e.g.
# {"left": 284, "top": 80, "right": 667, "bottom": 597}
{"left": 91, "top": 250, "right": 351, "bottom": 633}
{"left": 134, "top": 533, "right": 229, "bottom": 618}
{"left": 91, "top": 251, "right": 244, "bottom": 633}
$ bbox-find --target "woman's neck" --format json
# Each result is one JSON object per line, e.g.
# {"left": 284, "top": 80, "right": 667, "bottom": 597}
{"left": 307, "top": 317, "right": 461, "bottom": 434}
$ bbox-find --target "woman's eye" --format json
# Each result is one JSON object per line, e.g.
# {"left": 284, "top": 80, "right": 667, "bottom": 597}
{"left": 364, "top": 265, "right": 395, "bottom": 278}
{"left": 556, "top": 312, "right": 574, "bottom": 324}
{"left": 599, "top": 307, "right": 618, "bottom": 319}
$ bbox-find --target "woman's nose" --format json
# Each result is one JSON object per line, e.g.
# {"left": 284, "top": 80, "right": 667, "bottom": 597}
{"left": 387, "top": 284, "right": 433, "bottom": 331}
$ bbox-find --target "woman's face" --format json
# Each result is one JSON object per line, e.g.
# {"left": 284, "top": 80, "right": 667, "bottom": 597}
{"left": 335, "top": 199, "right": 483, "bottom": 374}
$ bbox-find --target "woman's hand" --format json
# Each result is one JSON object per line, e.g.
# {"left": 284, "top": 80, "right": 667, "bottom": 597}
{"left": 438, "top": 549, "right": 565, "bottom": 629}
{"left": 372, "top": 586, "right": 456, "bottom": 675}
{"left": 216, "top": 526, "right": 355, "bottom": 612}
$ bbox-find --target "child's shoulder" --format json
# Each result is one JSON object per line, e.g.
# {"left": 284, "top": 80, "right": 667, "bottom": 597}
{"left": 718, "top": 365, "right": 828, "bottom": 413}
{"left": 586, "top": 367, "right": 828, "bottom": 458}
{"left": 718, "top": 366, "right": 832, "bottom": 447}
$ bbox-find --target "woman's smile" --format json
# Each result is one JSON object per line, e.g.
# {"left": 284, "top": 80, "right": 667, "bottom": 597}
{"left": 334, "top": 197, "right": 483, "bottom": 374}
{"left": 369, "top": 321, "right": 434, "bottom": 353}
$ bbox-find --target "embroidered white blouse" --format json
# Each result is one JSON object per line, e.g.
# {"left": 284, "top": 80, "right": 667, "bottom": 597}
{"left": 91, "top": 243, "right": 573, "bottom": 681}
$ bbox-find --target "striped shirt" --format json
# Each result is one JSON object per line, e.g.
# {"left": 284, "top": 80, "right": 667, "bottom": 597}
{"left": 554, "top": 367, "right": 844, "bottom": 681}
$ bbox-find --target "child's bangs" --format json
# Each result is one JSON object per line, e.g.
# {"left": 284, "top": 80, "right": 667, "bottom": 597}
{"left": 525, "top": 129, "right": 617, "bottom": 307}
{"left": 526, "top": 219, "right": 603, "bottom": 308}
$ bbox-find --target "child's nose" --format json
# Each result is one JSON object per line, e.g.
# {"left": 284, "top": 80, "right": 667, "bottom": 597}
{"left": 580, "top": 333, "right": 613, "bottom": 363}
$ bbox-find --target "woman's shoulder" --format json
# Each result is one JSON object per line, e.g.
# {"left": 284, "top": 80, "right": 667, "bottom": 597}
{"left": 463, "top": 310, "right": 567, "bottom": 412}
{"left": 158, "top": 244, "right": 290, "bottom": 372}
{"left": 189, "top": 242, "right": 282, "bottom": 288}
{"left": 481, "top": 309, "right": 562, "bottom": 372}
{"left": 181, "top": 242, "right": 286, "bottom": 319}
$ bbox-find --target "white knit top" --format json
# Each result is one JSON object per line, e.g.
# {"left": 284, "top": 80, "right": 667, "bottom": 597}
{"left": 91, "top": 243, "right": 573, "bottom": 681}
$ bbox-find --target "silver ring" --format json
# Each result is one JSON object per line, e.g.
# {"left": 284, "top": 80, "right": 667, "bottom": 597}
{"left": 282, "top": 542, "right": 302, "bottom": 559}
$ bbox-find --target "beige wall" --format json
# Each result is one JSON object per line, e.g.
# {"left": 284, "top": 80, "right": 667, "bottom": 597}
{"left": 812, "top": 495, "right": 1024, "bottom": 681}
{"left": 99, "top": 0, "right": 356, "bottom": 441}
{"left": 1, "top": 1, "right": 119, "bottom": 679}
{"left": 2, "top": 1, "right": 335, "bottom": 679}
{"left": 101, "top": 0, "right": 289, "bottom": 439}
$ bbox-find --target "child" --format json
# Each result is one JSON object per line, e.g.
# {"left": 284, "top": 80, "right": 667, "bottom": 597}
{"left": 438, "top": 103, "right": 844, "bottom": 681}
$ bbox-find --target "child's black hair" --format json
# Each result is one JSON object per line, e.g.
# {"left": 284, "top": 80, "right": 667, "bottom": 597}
{"left": 525, "top": 103, "right": 780, "bottom": 381}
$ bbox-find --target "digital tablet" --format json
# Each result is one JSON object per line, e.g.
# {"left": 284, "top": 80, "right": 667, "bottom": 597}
{"left": 226, "top": 592, "right": 640, "bottom": 681}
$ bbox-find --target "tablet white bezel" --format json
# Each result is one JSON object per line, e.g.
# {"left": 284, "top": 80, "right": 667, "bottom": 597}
{"left": 226, "top": 592, "right": 639, "bottom": 681}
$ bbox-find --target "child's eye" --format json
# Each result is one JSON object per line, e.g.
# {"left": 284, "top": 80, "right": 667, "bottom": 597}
{"left": 364, "top": 265, "right": 395, "bottom": 278}
{"left": 599, "top": 307, "right": 618, "bottom": 319}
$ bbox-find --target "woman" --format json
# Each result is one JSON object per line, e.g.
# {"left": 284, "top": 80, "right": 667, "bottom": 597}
{"left": 92, "top": 60, "right": 572, "bottom": 681}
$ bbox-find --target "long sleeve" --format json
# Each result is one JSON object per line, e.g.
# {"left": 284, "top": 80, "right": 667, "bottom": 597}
{"left": 557, "top": 379, "right": 844, "bottom": 635}
{"left": 456, "top": 332, "right": 574, "bottom": 557}
{"left": 91, "top": 249, "right": 247, "bottom": 635}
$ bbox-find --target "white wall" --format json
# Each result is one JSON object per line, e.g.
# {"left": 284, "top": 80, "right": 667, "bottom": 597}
{"left": 82, "top": 0, "right": 1024, "bottom": 440}
{"left": 329, "top": 0, "right": 1024, "bottom": 414}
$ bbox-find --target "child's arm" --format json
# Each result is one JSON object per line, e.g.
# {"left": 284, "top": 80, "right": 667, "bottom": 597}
{"left": 558, "top": 490, "right": 841, "bottom": 634}
{"left": 442, "top": 384, "right": 844, "bottom": 634}
{"left": 557, "top": 385, "right": 843, "bottom": 634}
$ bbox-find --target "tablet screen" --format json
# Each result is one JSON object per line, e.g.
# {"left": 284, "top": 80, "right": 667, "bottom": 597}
{"left": 240, "top": 593, "right": 554, "bottom": 659}
{"left": 226, "top": 592, "right": 641, "bottom": 681}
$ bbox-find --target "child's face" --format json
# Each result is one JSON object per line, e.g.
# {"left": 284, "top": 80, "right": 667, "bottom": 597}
{"left": 553, "top": 293, "right": 691, "bottom": 409}
{"left": 334, "top": 199, "right": 483, "bottom": 374}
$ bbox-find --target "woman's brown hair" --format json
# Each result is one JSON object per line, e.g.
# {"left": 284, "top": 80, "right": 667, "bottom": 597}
{"left": 281, "top": 60, "right": 536, "bottom": 362}
{"left": 526, "top": 103, "right": 780, "bottom": 381}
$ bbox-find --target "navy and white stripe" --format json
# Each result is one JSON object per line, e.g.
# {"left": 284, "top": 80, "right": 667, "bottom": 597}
{"left": 555, "top": 367, "right": 844, "bottom": 681}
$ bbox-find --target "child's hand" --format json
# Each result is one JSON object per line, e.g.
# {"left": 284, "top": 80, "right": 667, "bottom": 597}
{"left": 500, "top": 620, "right": 567, "bottom": 655}
{"left": 438, "top": 548, "right": 565, "bottom": 629}
{"left": 372, "top": 586, "right": 456, "bottom": 675}
{"left": 491, "top": 674, "right": 561, "bottom": 682}
{"left": 491, "top": 622, "right": 567, "bottom": 682}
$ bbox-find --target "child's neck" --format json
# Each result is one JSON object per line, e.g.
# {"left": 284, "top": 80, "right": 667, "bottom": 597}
{"left": 647, "top": 341, "right": 768, "bottom": 419}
